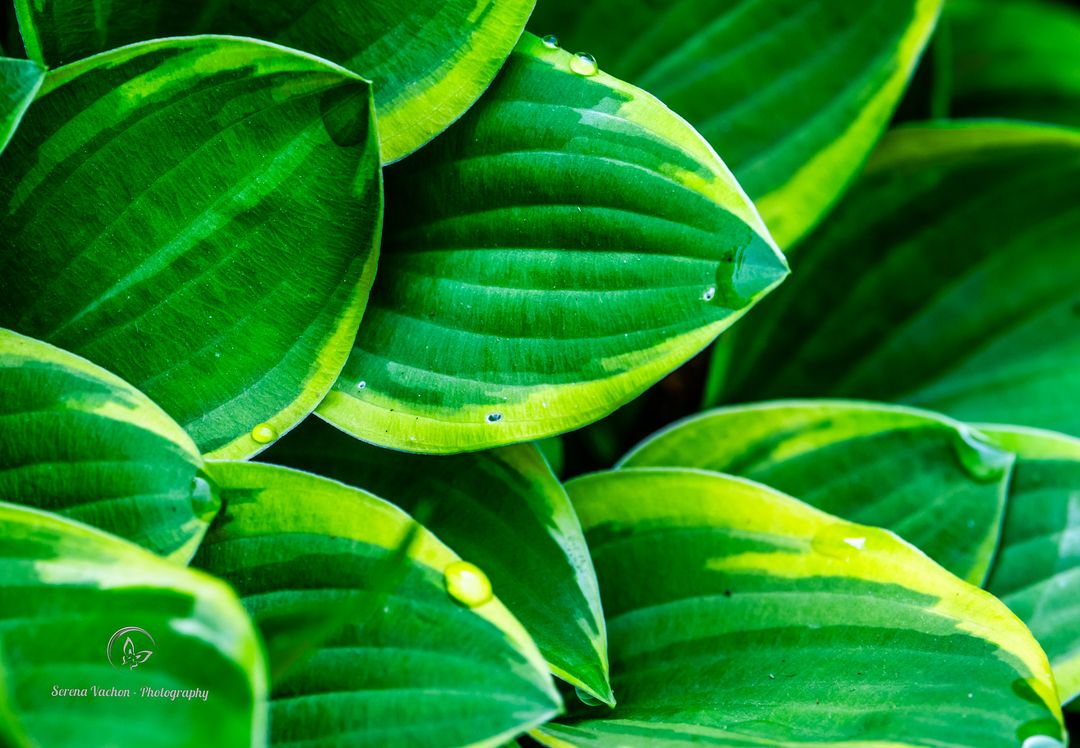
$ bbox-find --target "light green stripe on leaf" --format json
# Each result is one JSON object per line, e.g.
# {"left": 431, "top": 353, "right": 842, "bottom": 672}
{"left": 620, "top": 399, "right": 1013, "bottom": 584}
{"left": 980, "top": 424, "right": 1080, "bottom": 704}
{"left": 0, "top": 35, "right": 382, "bottom": 460}
{"left": 711, "top": 122, "right": 1080, "bottom": 439}
{"left": 14, "top": 0, "right": 536, "bottom": 162}
{"left": 535, "top": 468, "right": 1064, "bottom": 747}
{"left": 529, "top": 0, "right": 943, "bottom": 248}
{"left": 0, "top": 328, "right": 218, "bottom": 561}
{"left": 0, "top": 502, "right": 267, "bottom": 748}
{"left": 195, "top": 461, "right": 562, "bottom": 747}
{"left": 0, "top": 56, "right": 42, "bottom": 156}
{"left": 319, "top": 33, "right": 788, "bottom": 454}
{"left": 260, "top": 416, "right": 612, "bottom": 705}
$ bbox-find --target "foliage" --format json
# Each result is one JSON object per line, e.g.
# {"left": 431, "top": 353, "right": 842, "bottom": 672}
{"left": 0, "top": 0, "right": 1078, "bottom": 746}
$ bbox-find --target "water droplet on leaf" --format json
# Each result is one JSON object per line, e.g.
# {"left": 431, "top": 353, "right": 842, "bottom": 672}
{"left": 1021, "top": 737, "right": 1063, "bottom": 748}
{"left": 542, "top": 35, "right": 559, "bottom": 49}
{"left": 444, "top": 561, "right": 493, "bottom": 607}
{"left": 703, "top": 286, "right": 716, "bottom": 301}
{"left": 251, "top": 423, "right": 277, "bottom": 444}
{"left": 570, "top": 53, "right": 598, "bottom": 76}
{"left": 575, "top": 687, "right": 603, "bottom": 706}
{"left": 953, "top": 427, "right": 1012, "bottom": 482}
{"left": 486, "top": 412, "right": 503, "bottom": 424}
{"left": 711, "top": 238, "right": 789, "bottom": 308}
{"left": 356, "top": 380, "right": 367, "bottom": 390}
{"left": 189, "top": 474, "right": 217, "bottom": 518}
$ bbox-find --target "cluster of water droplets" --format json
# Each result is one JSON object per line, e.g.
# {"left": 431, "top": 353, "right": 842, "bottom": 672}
{"left": 540, "top": 34, "right": 598, "bottom": 77}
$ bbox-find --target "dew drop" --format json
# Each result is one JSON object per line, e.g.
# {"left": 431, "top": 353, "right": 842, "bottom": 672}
{"left": 356, "top": 380, "right": 367, "bottom": 390}
{"left": 251, "top": 423, "right": 277, "bottom": 444}
{"left": 444, "top": 561, "right": 493, "bottom": 607}
{"left": 486, "top": 412, "right": 503, "bottom": 424}
{"left": 1021, "top": 737, "right": 1063, "bottom": 748}
{"left": 575, "top": 686, "right": 603, "bottom": 706}
{"left": 189, "top": 474, "right": 217, "bottom": 518}
{"left": 713, "top": 240, "right": 789, "bottom": 309}
{"left": 541, "top": 34, "right": 559, "bottom": 49}
{"left": 811, "top": 523, "right": 869, "bottom": 560}
{"left": 570, "top": 53, "right": 598, "bottom": 77}
{"left": 953, "top": 426, "right": 1012, "bottom": 483}
{"left": 703, "top": 286, "right": 717, "bottom": 302}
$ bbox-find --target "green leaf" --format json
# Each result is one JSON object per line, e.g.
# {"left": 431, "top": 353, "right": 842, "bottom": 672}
{"left": 980, "top": 425, "right": 1080, "bottom": 705}
{"left": 318, "top": 33, "right": 789, "bottom": 453}
{"left": 0, "top": 56, "right": 41, "bottom": 155}
{"left": 0, "top": 502, "right": 267, "bottom": 747}
{"left": 712, "top": 122, "right": 1080, "bottom": 438}
{"left": 529, "top": 0, "right": 943, "bottom": 248}
{"left": 261, "top": 416, "right": 612, "bottom": 705}
{"left": 0, "top": 36, "right": 382, "bottom": 460}
{"left": 536, "top": 436, "right": 565, "bottom": 477}
{"left": 536, "top": 468, "right": 1064, "bottom": 747}
{"left": 620, "top": 400, "right": 1014, "bottom": 584}
{"left": 948, "top": 0, "right": 1080, "bottom": 128}
{"left": 0, "top": 328, "right": 218, "bottom": 561}
{"left": 194, "top": 461, "right": 562, "bottom": 747}
{"left": 14, "top": 0, "right": 536, "bottom": 162}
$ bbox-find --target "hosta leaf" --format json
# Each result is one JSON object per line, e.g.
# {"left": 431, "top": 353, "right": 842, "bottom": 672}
{"left": 0, "top": 329, "right": 217, "bottom": 561}
{"left": 14, "top": 0, "right": 536, "bottom": 162}
{"left": 529, "top": 0, "right": 943, "bottom": 247}
{"left": 194, "top": 462, "right": 562, "bottom": 747}
{"left": 620, "top": 400, "right": 1013, "bottom": 584}
{"left": 0, "top": 56, "right": 41, "bottom": 155}
{"left": 712, "top": 123, "right": 1080, "bottom": 437}
{"left": 0, "top": 36, "right": 381, "bottom": 460}
{"left": 262, "top": 416, "right": 612, "bottom": 705}
{"left": 981, "top": 425, "right": 1080, "bottom": 704}
{"left": 0, "top": 503, "right": 267, "bottom": 747}
{"left": 948, "top": 0, "right": 1080, "bottom": 128}
{"left": 318, "top": 33, "right": 789, "bottom": 453}
{"left": 536, "top": 468, "right": 1064, "bottom": 747}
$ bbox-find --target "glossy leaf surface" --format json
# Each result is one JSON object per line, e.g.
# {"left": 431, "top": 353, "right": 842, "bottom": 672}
{"left": 983, "top": 425, "right": 1080, "bottom": 705}
{"left": 195, "top": 462, "right": 562, "bottom": 747}
{"left": 0, "top": 56, "right": 41, "bottom": 154}
{"left": 0, "top": 36, "right": 382, "bottom": 459}
{"left": 529, "top": 0, "right": 943, "bottom": 247}
{"left": 320, "top": 34, "right": 788, "bottom": 453}
{"left": 621, "top": 400, "right": 1013, "bottom": 584}
{"left": 262, "top": 416, "right": 611, "bottom": 705}
{"left": 713, "top": 123, "right": 1080, "bottom": 438}
{"left": 14, "top": 0, "right": 536, "bottom": 162}
{"left": 0, "top": 503, "right": 266, "bottom": 747}
{"left": 537, "top": 468, "right": 1064, "bottom": 747}
{"left": 0, "top": 329, "right": 217, "bottom": 561}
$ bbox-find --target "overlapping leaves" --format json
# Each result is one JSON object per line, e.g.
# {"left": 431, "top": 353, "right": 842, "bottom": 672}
{"left": 712, "top": 123, "right": 1080, "bottom": 439}
{"left": 536, "top": 468, "right": 1065, "bottom": 747}
{"left": 13, "top": 0, "right": 536, "bottom": 162}
{"left": 0, "top": 329, "right": 218, "bottom": 560}
{"left": 530, "top": 0, "right": 943, "bottom": 248}
{"left": 319, "top": 34, "right": 789, "bottom": 453}
{"left": 0, "top": 36, "right": 382, "bottom": 460}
